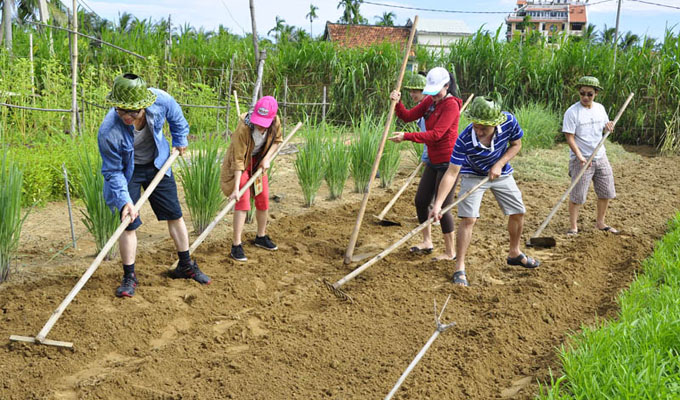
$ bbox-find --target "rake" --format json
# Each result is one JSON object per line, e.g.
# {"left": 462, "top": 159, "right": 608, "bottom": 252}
{"left": 10, "top": 149, "right": 181, "bottom": 348}
{"left": 325, "top": 177, "right": 489, "bottom": 302}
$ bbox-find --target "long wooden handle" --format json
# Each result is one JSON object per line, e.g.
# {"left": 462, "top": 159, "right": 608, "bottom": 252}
{"left": 36, "top": 150, "right": 181, "bottom": 343}
{"left": 531, "top": 92, "right": 634, "bottom": 239}
{"left": 376, "top": 93, "right": 475, "bottom": 220}
{"left": 170, "top": 122, "right": 304, "bottom": 270}
{"left": 334, "top": 177, "right": 489, "bottom": 289}
{"left": 344, "top": 15, "right": 419, "bottom": 264}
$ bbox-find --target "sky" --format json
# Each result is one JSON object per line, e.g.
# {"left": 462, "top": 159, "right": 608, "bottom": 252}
{"left": 80, "top": 0, "right": 680, "bottom": 41}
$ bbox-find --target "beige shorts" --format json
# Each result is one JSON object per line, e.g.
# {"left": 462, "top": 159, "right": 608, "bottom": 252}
{"left": 457, "top": 174, "right": 526, "bottom": 218}
{"left": 568, "top": 155, "right": 616, "bottom": 205}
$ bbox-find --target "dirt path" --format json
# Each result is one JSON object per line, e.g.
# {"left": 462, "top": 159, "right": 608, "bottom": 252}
{"left": 1, "top": 147, "right": 679, "bottom": 399}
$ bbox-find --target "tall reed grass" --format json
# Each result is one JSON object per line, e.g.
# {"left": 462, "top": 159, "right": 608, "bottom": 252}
{"left": 513, "top": 102, "right": 561, "bottom": 151}
{"left": 74, "top": 149, "right": 119, "bottom": 259}
{"left": 324, "top": 136, "right": 351, "bottom": 199}
{"left": 350, "top": 115, "right": 380, "bottom": 193}
{"left": 177, "top": 136, "right": 226, "bottom": 233}
{"left": 295, "top": 127, "right": 326, "bottom": 206}
{"left": 0, "top": 153, "right": 28, "bottom": 282}
{"left": 378, "top": 139, "right": 401, "bottom": 188}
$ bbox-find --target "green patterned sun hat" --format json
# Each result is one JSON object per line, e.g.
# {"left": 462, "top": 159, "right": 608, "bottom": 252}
{"left": 575, "top": 76, "right": 603, "bottom": 91}
{"left": 106, "top": 74, "right": 157, "bottom": 110}
{"left": 402, "top": 71, "right": 427, "bottom": 90}
{"left": 465, "top": 95, "right": 507, "bottom": 126}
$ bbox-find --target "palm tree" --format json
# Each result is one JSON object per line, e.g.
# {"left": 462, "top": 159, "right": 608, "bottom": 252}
{"left": 116, "top": 11, "right": 132, "bottom": 33}
{"left": 620, "top": 31, "right": 640, "bottom": 50}
{"left": 268, "top": 15, "right": 287, "bottom": 40}
{"left": 599, "top": 25, "right": 616, "bottom": 45}
{"left": 306, "top": 4, "right": 318, "bottom": 37}
{"left": 375, "top": 11, "right": 395, "bottom": 26}
{"left": 337, "top": 0, "right": 365, "bottom": 25}
{"left": 581, "top": 23, "right": 597, "bottom": 44}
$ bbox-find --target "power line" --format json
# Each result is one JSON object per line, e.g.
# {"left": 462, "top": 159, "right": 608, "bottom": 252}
{"left": 219, "top": 0, "right": 246, "bottom": 34}
{"left": 362, "top": 0, "right": 616, "bottom": 14}
{"left": 629, "top": 0, "right": 680, "bottom": 10}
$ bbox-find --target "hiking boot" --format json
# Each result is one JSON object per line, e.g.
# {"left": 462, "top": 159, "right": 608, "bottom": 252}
{"left": 230, "top": 244, "right": 247, "bottom": 262}
{"left": 170, "top": 260, "right": 212, "bottom": 284}
{"left": 115, "top": 273, "right": 138, "bottom": 297}
{"left": 254, "top": 235, "right": 278, "bottom": 251}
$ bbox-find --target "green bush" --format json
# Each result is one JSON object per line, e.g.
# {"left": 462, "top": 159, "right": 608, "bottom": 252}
{"left": 513, "top": 102, "right": 561, "bottom": 152}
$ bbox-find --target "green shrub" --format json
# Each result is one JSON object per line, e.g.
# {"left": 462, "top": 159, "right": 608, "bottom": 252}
{"left": 0, "top": 152, "right": 29, "bottom": 282}
{"left": 295, "top": 127, "right": 326, "bottom": 207}
{"left": 324, "top": 136, "right": 351, "bottom": 200}
{"left": 178, "top": 136, "right": 226, "bottom": 234}
{"left": 350, "top": 115, "right": 380, "bottom": 193}
{"left": 513, "top": 102, "right": 561, "bottom": 151}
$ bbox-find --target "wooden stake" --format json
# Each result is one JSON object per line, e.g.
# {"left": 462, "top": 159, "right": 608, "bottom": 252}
{"left": 70, "top": 1, "right": 78, "bottom": 138}
{"left": 343, "top": 16, "right": 419, "bottom": 264}
{"left": 10, "top": 151, "right": 180, "bottom": 347}
{"left": 234, "top": 90, "right": 241, "bottom": 116}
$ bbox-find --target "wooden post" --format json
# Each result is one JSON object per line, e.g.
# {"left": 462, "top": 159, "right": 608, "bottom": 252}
{"left": 226, "top": 54, "right": 235, "bottom": 138}
{"left": 249, "top": 0, "right": 260, "bottom": 83}
{"left": 343, "top": 16, "right": 419, "bottom": 264}
{"left": 62, "top": 164, "right": 77, "bottom": 249}
{"left": 79, "top": 86, "right": 84, "bottom": 135}
{"left": 217, "top": 65, "right": 225, "bottom": 132}
{"left": 322, "top": 86, "right": 327, "bottom": 123}
{"left": 29, "top": 34, "right": 35, "bottom": 97}
{"left": 251, "top": 49, "right": 266, "bottom": 109}
{"left": 283, "top": 76, "right": 288, "bottom": 136}
{"left": 234, "top": 90, "right": 241, "bottom": 116}
{"left": 70, "top": 2, "right": 78, "bottom": 139}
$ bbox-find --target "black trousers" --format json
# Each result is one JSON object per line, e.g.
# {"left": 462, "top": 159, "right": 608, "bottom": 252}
{"left": 414, "top": 163, "right": 456, "bottom": 234}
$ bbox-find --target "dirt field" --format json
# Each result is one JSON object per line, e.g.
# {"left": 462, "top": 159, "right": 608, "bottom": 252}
{"left": 1, "top": 145, "right": 679, "bottom": 399}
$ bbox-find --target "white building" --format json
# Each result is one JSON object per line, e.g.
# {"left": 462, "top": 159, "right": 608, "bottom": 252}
{"left": 411, "top": 18, "right": 473, "bottom": 54}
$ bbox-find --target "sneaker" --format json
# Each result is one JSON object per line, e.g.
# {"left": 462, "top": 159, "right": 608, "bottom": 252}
{"left": 169, "top": 260, "right": 212, "bottom": 284}
{"left": 115, "top": 273, "right": 138, "bottom": 297}
{"left": 230, "top": 244, "right": 247, "bottom": 262}
{"left": 254, "top": 235, "right": 278, "bottom": 251}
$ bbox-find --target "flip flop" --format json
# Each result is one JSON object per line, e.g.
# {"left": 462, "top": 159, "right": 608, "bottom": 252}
{"left": 507, "top": 253, "right": 540, "bottom": 269}
{"left": 599, "top": 226, "right": 620, "bottom": 234}
{"left": 566, "top": 229, "right": 578, "bottom": 236}
{"left": 452, "top": 270, "right": 468, "bottom": 287}
{"left": 409, "top": 246, "right": 433, "bottom": 255}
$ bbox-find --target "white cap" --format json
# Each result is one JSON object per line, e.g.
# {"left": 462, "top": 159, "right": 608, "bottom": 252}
{"left": 422, "top": 67, "right": 450, "bottom": 95}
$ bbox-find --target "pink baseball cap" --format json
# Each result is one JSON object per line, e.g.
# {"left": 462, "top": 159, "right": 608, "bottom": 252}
{"left": 250, "top": 96, "right": 278, "bottom": 128}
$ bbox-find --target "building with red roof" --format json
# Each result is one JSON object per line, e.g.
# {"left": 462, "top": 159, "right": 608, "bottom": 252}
{"left": 505, "top": 0, "right": 588, "bottom": 41}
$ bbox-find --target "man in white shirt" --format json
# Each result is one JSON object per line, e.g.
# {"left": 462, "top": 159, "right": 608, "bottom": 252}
{"left": 563, "top": 76, "right": 617, "bottom": 235}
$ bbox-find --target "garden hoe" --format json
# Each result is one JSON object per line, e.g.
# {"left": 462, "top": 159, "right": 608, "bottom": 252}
{"left": 9, "top": 150, "right": 181, "bottom": 348}
{"left": 168, "top": 122, "right": 303, "bottom": 271}
{"left": 527, "top": 92, "right": 634, "bottom": 248}
{"left": 325, "top": 177, "right": 489, "bottom": 302}
{"left": 374, "top": 93, "right": 475, "bottom": 227}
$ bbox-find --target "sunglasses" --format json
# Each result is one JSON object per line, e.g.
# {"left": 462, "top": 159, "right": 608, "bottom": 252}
{"left": 579, "top": 91, "right": 595, "bottom": 97}
{"left": 115, "top": 108, "right": 142, "bottom": 118}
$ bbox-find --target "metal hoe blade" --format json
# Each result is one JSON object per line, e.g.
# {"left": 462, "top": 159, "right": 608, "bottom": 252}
{"left": 527, "top": 236, "right": 556, "bottom": 248}
{"left": 322, "top": 279, "right": 354, "bottom": 303}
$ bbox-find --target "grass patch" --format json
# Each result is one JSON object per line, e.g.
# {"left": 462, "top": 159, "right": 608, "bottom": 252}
{"left": 295, "top": 126, "right": 326, "bottom": 207}
{"left": 324, "top": 134, "right": 351, "bottom": 200}
{"left": 350, "top": 115, "right": 380, "bottom": 193}
{"left": 513, "top": 102, "right": 561, "bottom": 152}
{"left": 378, "top": 139, "right": 401, "bottom": 188}
{"left": 177, "top": 136, "right": 226, "bottom": 234}
{"left": 538, "top": 212, "right": 680, "bottom": 399}
{"left": 0, "top": 152, "right": 29, "bottom": 282}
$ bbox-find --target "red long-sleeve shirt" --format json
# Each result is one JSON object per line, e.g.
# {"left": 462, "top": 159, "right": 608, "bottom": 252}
{"left": 395, "top": 95, "right": 462, "bottom": 164}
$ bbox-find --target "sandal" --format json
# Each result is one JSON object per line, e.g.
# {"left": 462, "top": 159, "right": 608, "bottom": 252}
{"left": 599, "top": 226, "right": 620, "bottom": 234}
{"left": 409, "top": 246, "right": 433, "bottom": 255}
{"left": 566, "top": 229, "right": 578, "bottom": 236}
{"left": 507, "top": 253, "right": 540, "bottom": 269}
{"left": 452, "top": 270, "right": 469, "bottom": 287}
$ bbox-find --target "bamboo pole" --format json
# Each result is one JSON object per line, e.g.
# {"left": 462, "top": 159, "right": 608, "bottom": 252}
{"left": 343, "top": 16, "right": 419, "bottom": 265}
{"left": 10, "top": 151, "right": 180, "bottom": 347}
{"left": 168, "top": 122, "right": 304, "bottom": 270}
{"left": 70, "top": 2, "right": 78, "bottom": 139}
{"left": 62, "top": 164, "right": 77, "bottom": 249}
{"left": 234, "top": 91, "right": 241, "bottom": 116}
{"left": 226, "top": 54, "right": 235, "bottom": 137}
{"left": 29, "top": 34, "right": 35, "bottom": 97}
{"left": 251, "top": 49, "right": 266, "bottom": 108}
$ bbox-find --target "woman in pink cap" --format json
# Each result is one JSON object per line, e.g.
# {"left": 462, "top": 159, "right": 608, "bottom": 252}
{"left": 220, "top": 96, "right": 283, "bottom": 262}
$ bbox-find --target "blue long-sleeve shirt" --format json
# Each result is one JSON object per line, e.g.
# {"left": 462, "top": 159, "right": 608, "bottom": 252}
{"left": 98, "top": 88, "right": 189, "bottom": 211}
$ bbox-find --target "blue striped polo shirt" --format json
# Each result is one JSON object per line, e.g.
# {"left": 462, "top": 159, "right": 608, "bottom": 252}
{"left": 450, "top": 112, "right": 523, "bottom": 176}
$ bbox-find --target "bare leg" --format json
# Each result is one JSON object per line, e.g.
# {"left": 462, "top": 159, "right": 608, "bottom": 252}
{"left": 256, "top": 209, "right": 268, "bottom": 237}
{"left": 119, "top": 230, "right": 137, "bottom": 265}
{"left": 167, "top": 218, "right": 190, "bottom": 252}
{"left": 233, "top": 210, "right": 247, "bottom": 245}
{"left": 595, "top": 198, "right": 610, "bottom": 230}
{"left": 454, "top": 217, "right": 476, "bottom": 275}
{"left": 433, "top": 231, "right": 456, "bottom": 260}
{"left": 568, "top": 201, "right": 581, "bottom": 232}
{"left": 507, "top": 213, "right": 524, "bottom": 259}
{"left": 416, "top": 224, "right": 434, "bottom": 250}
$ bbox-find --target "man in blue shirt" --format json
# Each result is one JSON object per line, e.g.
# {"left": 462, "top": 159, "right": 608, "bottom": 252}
{"left": 429, "top": 96, "right": 539, "bottom": 287}
{"left": 99, "top": 74, "right": 211, "bottom": 297}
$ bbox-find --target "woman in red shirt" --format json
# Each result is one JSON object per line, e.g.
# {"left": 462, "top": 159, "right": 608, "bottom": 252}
{"left": 389, "top": 67, "right": 462, "bottom": 261}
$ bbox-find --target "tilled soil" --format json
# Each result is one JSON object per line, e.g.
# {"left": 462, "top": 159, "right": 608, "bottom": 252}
{"left": 1, "top": 147, "right": 679, "bottom": 399}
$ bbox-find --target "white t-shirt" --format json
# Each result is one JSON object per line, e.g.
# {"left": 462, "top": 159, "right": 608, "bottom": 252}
{"left": 562, "top": 101, "right": 609, "bottom": 160}
{"left": 251, "top": 127, "right": 268, "bottom": 156}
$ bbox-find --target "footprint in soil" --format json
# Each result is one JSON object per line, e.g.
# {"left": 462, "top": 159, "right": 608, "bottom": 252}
{"left": 246, "top": 317, "right": 268, "bottom": 337}
{"left": 150, "top": 317, "right": 191, "bottom": 349}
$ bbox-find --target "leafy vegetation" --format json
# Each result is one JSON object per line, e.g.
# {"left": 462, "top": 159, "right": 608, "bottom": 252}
{"left": 0, "top": 152, "right": 28, "bottom": 282}
{"left": 294, "top": 126, "right": 326, "bottom": 207}
{"left": 349, "top": 114, "right": 380, "bottom": 193}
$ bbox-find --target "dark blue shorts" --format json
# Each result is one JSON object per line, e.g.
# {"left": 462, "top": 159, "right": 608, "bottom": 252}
{"left": 123, "top": 163, "right": 183, "bottom": 231}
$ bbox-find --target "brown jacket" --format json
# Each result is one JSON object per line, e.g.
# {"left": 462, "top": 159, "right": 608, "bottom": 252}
{"left": 220, "top": 113, "right": 283, "bottom": 196}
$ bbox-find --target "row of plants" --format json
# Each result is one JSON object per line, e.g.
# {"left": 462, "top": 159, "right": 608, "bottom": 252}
{"left": 2, "top": 24, "right": 679, "bottom": 147}
{"left": 538, "top": 212, "right": 680, "bottom": 398}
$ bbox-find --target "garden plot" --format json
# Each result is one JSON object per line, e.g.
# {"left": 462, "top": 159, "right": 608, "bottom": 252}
{"left": 1, "top": 147, "right": 679, "bottom": 399}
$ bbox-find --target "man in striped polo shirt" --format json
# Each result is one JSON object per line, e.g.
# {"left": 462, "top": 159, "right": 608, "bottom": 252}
{"left": 429, "top": 96, "right": 540, "bottom": 287}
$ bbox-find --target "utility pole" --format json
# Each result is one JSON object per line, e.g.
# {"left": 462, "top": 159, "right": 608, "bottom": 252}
{"left": 2, "top": 0, "right": 12, "bottom": 54}
{"left": 613, "top": 0, "right": 622, "bottom": 68}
